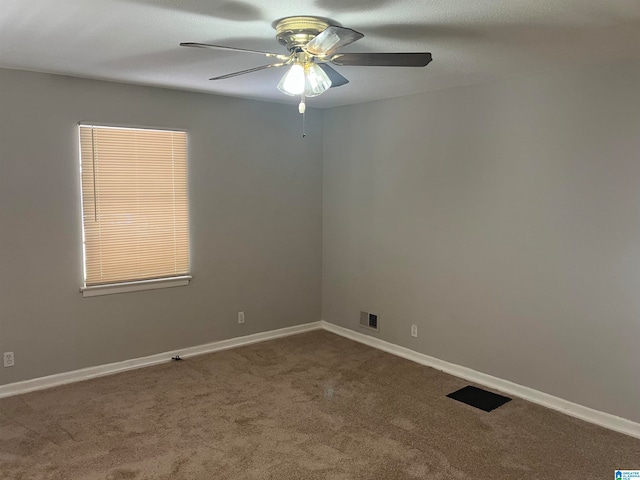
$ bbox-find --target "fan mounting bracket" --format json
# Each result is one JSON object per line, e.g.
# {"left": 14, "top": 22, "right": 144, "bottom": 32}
{"left": 274, "top": 16, "right": 331, "bottom": 52}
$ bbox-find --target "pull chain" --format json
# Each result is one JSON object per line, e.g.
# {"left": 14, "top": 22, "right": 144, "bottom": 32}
{"left": 299, "top": 92, "right": 307, "bottom": 138}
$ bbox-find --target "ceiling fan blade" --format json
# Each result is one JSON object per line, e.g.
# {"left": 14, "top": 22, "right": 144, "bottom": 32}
{"left": 209, "top": 62, "right": 286, "bottom": 81}
{"left": 317, "top": 64, "right": 349, "bottom": 88}
{"left": 305, "top": 26, "right": 364, "bottom": 56}
{"left": 180, "top": 42, "right": 288, "bottom": 60}
{"left": 330, "top": 52, "right": 433, "bottom": 67}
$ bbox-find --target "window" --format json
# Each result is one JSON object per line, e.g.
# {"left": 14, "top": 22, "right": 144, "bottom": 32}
{"left": 79, "top": 125, "right": 190, "bottom": 297}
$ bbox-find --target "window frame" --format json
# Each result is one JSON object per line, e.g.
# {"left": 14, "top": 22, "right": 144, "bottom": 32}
{"left": 77, "top": 123, "right": 191, "bottom": 297}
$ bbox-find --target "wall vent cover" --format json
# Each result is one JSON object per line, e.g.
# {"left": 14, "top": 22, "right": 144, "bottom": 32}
{"left": 359, "top": 311, "right": 379, "bottom": 331}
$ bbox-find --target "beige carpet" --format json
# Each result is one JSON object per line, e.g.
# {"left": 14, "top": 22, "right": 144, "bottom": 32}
{"left": 0, "top": 330, "right": 638, "bottom": 479}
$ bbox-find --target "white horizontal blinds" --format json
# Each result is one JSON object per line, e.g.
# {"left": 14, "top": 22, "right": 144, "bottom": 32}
{"left": 80, "top": 125, "right": 189, "bottom": 286}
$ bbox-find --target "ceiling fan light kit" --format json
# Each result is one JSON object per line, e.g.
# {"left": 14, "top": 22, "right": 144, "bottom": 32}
{"left": 277, "top": 52, "right": 332, "bottom": 97}
{"left": 180, "top": 16, "right": 432, "bottom": 132}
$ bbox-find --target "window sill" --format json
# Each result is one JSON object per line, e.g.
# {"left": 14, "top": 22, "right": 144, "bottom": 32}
{"left": 80, "top": 275, "right": 192, "bottom": 298}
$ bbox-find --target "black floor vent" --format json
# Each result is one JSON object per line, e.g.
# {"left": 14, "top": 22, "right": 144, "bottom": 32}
{"left": 447, "top": 385, "right": 511, "bottom": 412}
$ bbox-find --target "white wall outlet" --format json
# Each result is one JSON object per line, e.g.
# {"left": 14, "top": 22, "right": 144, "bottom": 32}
{"left": 4, "top": 352, "right": 15, "bottom": 368}
{"left": 238, "top": 311, "right": 245, "bottom": 324}
{"left": 411, "top": 325, "right": 418, "bottom": 338}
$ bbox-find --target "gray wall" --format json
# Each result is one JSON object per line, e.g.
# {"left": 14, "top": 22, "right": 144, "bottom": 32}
{"left": 323, "top": 60, "right": 640, "bottom": 423}
{"left": 3, "top": 60, "right": 639, "bottom": 425}
{"left": 0, "top": 68, "right": 323, "bottom": 385}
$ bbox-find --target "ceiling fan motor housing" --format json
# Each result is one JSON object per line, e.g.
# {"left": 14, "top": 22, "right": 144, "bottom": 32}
{"left": 275, "top": 16, "right": 331, "bottom": 51}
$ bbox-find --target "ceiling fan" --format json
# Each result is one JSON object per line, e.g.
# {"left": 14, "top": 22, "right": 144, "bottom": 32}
{"left": 181, "top": 16, "right": 432, "bottom": 114}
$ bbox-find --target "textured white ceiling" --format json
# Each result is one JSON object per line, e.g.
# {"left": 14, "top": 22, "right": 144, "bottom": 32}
{"left": 1, "top": 0, "right": 639, "bottom": 108}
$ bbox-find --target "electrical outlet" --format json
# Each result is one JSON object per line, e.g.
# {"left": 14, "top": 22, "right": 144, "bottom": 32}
{"left": 411, "top": 325, "right": 418, "bottom": 338}
{"left": 4, "top": 352, "right": 15, "bottom": 368}
{"left": 238, "top": 311, "right": 245, "bottom": 324}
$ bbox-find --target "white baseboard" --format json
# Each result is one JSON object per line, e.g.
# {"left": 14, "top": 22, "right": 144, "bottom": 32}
{"left": 320, "top": 320, "right": 640, "bottom": 440}
{"left": 0, "top": 321, "right": 322, "bottom": 400}
{"left": 2, "top": 319, "right": 638, "bottom": 440}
